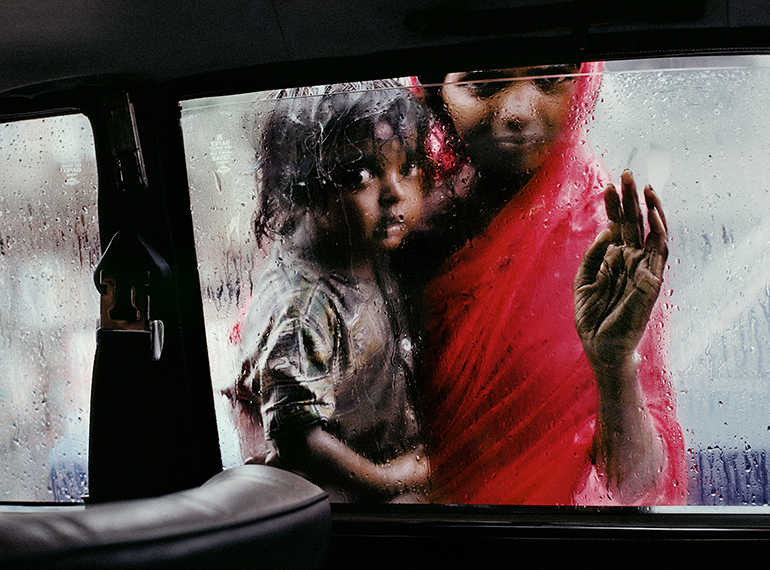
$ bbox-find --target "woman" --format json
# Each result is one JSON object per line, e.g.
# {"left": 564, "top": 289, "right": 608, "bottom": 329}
{"left": 408, "top": 62, "right": 686, "bottom": 505}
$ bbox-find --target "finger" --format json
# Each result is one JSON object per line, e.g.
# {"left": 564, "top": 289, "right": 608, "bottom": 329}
{"left": 644, "top": 205, "right": 669, "bottom": 279}
{"left": 645, "top": 195, "right": 667, "bottom": 244}
{"left": 603, "top": 184, "right": 622, "bottom": 242}
{"left": 574, "top": 228, "right": 614, "bottom": 291}
{"left": 644, "top": 184, "right": 667, "bottom": 233}
{"left": 643, "top": 185, "right": 668, "bottom": 262}
{"left": 620, "top": 170, "right": 643, "bottom": 249}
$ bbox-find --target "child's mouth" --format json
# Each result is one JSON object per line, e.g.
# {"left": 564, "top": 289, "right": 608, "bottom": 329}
{"left": 377, "top": 214, "right": 406, "bottom": 239}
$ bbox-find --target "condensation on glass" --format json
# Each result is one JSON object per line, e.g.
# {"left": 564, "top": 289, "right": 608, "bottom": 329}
{"left": 181, "top": 56, "right": 770, "bottom": 506}
{"left": 0, "top": 114, "right": 99, "bottom": 502}
{"left": 180, "top": 95, "right": 264, "bottom": 468}
{"left": 595, "top": 57, "right": 770, "bottom": 506}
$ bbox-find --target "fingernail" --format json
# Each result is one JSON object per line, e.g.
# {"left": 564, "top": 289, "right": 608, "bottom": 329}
{"left": 644, "top": 186, "right": 655, "bottom": 205}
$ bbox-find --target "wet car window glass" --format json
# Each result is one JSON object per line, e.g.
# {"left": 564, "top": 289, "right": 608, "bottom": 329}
{"left": 0, "top": 114, "right": 98, "bottom": 503}
{"left": 596, "top": 57, "right": 770, "bottom": 506}
{"left": 181, "top": 56, "right": 770, "bottom": 506}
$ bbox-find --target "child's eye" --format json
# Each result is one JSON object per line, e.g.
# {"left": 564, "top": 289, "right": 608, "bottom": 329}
{"left": 355, "top": 168, "right": 375, "bottom": 186}
{"left": 400, "top": 161, "right": 422, "bottom": 179}
{"left": 348, "top": 168, "right": 374, "bottom": 191}
{"left": 330, "top": 166, "right": 375, "bottom": 190}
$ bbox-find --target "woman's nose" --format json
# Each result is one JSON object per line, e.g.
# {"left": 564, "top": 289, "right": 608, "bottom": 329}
{"left": 492, "top": 83, "right": 539, "bottom": 129}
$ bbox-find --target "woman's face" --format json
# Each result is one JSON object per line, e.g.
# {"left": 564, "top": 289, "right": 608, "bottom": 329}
{"left": 441, "top": 64, "right": 580, "bottom": 178}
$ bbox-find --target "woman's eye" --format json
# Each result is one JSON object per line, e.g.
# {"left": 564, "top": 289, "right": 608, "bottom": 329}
{"left": 467, "top": 80, "right": 506, "bottom": 99}
{"left": 533, "top": 75, "right": 575, "bottom": 93}
{"left": 532, "top": 65, "right": 579, "bottom": 93}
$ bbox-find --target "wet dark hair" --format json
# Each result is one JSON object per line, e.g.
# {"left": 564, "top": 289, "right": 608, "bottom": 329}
{"left": 252, "top": 80, "right": 433, "bottom": 246}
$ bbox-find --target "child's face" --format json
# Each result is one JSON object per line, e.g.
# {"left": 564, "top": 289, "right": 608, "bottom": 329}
{"left": 326, "top": 122, "right": 424, "bottom": 254}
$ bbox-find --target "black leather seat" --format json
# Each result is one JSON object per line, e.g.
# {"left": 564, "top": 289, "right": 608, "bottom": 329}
{"left": 0, "top": 464, "right": 330, "bottom": 570}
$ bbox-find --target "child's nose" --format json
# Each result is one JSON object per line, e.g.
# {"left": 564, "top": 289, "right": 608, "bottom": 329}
{"left": 379, "top": 170, "right": 408, "bottom": 205}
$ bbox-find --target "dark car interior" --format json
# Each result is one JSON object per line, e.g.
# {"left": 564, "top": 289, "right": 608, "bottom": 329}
{"left": 2, "top": 1, "right": 770, "bottom": 568}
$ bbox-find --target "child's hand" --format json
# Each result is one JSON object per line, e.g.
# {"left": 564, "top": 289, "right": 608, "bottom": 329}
{"left": 281, "top": 426, "right": 430, "bottom": 501}
{"left": 573, "top": 171, "right": 668, "bottom": 369}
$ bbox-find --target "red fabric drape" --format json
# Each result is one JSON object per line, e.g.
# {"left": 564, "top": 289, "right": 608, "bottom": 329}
{"left": 421, "top": 62, "right": 686, "bottom": 505}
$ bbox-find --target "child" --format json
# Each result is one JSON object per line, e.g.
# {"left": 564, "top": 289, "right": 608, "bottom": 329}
{"left": 233, "top": 80, "right": 432, "bottom": 502}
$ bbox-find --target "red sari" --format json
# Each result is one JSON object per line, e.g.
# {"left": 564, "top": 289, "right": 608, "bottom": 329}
{"left": 421, "top": 62, "right": 686, "bottom": 505}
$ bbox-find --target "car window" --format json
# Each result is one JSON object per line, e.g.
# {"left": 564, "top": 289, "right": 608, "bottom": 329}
{"left": 181, "top": 56, "right": 770, "bottom": 506}
{"left": 596, "top": 56, "right": 770, "bottom": 505}
{"left": 0, "top": 114, "right": 99, "bottom": 503}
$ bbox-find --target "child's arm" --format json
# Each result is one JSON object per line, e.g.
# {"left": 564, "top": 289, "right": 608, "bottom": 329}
{"left": 274, "top": 425, "right": 429, "bottom": 501}
{"left": 257, "top": 281, "right": 428, "bottom": 501}
{"left": 573, "top": 171, "right": 668, "bottom": 503}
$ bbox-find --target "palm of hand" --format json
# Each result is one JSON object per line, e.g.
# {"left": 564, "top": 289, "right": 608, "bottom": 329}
{"left": 575, "top": 241, "right": 663, "bottom": 365}
{"left": 574, "top": 172, "right": 668, "bottom": 368}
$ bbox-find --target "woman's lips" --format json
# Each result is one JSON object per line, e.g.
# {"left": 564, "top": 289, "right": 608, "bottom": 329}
{"left": 493, "top": 135, "right": 548, "bottom": 150}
